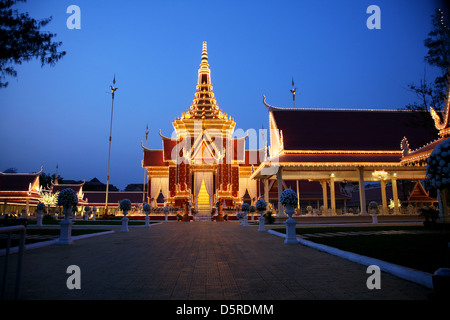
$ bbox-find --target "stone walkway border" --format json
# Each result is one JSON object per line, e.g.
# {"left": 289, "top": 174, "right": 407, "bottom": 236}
{"left": 267, "top": 229, "right": 433, "bottom": 289}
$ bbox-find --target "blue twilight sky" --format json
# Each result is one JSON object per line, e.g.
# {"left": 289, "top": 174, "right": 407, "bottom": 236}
{"left": 0, "top": 0, "right": 447, "bottom": 190}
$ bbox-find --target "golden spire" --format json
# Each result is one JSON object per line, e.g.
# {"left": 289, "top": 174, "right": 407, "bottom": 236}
{"left": 201, "top": 41, "right": 208, "bottom": 64}
{"left": 184, "top": 41, "right": 223, "bottom": 120}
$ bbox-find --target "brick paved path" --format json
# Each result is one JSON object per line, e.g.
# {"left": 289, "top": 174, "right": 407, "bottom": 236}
{"left": 1, "top": 222, "right": 433, "bottom": 300}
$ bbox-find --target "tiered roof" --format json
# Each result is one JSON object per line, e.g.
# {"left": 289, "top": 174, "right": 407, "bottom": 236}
{"left": 262, "top": 95, "right": 438, "bottom": 166}
{"left": 0, "top": 168, "right": 43, "bottom": 204}
{"left": 182, "top": 42, "right": 225, "bottom": 120}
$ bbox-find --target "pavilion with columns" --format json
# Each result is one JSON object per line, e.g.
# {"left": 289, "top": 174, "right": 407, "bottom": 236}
{"left": 250, "top": 95, "right": 444, "bottom": 217}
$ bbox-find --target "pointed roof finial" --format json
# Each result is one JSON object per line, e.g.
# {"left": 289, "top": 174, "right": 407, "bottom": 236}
{"left": 202, "top": 41, "right": 208, "bottom": 62}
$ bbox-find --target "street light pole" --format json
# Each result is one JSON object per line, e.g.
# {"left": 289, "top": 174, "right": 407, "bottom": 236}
{"left": 105, "top": 75, "right": 118, "bottom": 214}
{"left": 143, "top": 124, "right": 149, "bottom": 204}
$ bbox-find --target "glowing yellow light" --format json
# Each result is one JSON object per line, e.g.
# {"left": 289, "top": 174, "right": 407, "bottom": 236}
{"left": 372, "top": 170, "right": 388, "bottom": 179}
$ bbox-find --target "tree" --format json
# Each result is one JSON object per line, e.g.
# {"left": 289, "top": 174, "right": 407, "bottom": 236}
{"left": 0, "top": 0, "right": 66, "bottom": 88}
{"left": 40, "top": 190, "right": 59, "bottom": 215}
{"left": 404, "top": 9, "right": 449, "bottom": 117}
{"left": 39, "top": 172, "right": 62, "bottom": 188}
{"left": 424, "top": 8, "right": 450, "bottom": 98}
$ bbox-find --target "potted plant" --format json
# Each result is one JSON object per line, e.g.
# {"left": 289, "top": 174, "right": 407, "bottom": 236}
{"left": 36, "top": 202, "right": 45, "bottom": 226}
{"left": 235, "top": 212, "right": 242, "bottom": 225}
{"left": 164, "top": 205, "right": 170, "bottom": 222}
{"left": 256, "top": 199, "right": 267, "bottom": 231}
{"left": 57, "top": 188, "right": 79, "bottom": 245}
{"left": 143, "top": 203, "right": 151, "bottom": 227}
{"left": 84, "top": 205, "right": 91, "bottom": 221}
{"left": 368, "top": 201, "right": 379, "bottom": 224}
{"left": 241, "top": 203, "right": 250, "bottom": 227}
{"left": 120, "top": 199, "right": 132, "bottom": 232}
{"left": 280, "top": 188, "right": 298, "bottom": 244}
{"left": 426, "top": 138, "right": 450, "bottom": 223}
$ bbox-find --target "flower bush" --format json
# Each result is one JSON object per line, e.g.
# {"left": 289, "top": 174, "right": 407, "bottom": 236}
{"left": 427, "top": 138, "right": 450, "bottom": 189}
{"left": 37, "top": 202, "right": 45, "bottom": 211}
{"left": 236, "top": 212, "right": 244, "bottom": 219}
{"left": 388, "top": 198, "right": 401, "bottom": 209}
{"left": 57, "top": 188, "right": 78, "bottom": 208}
{"left": 419, "top": 205, "right": 440, "bottom": 223}
{"left": 280, "top": 188, "right": 298, "bottom": 207}
{"left": 241, "top": 203, "right": 250, "bottom": 212}
{"left": 84, "top": 206, "right": 91, "bottom": 212}
{"left": 249, "top": 205, "right": 256, "bottom": 213}
{"left": 264, "top": 210, "right": 274, "bottom": 224}
{"left": 143, "top": 203, "right": 151, "bottom": 212}
{"left": 120, "top": 199, "right": 132, "bottom": 211}
{"left": 256, "top": 199, "right": 267, "bottom": 211}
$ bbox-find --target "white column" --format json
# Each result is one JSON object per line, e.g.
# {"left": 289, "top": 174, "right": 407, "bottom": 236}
{"left": 277, "top": 168, "right": 284, "bottom": 217}
{"left": 25, "top": 198, "right": 30, "bottom": 218}
{"left": 358, "top": 167, "right": 368, "bottom": 215}
{"left": 320, "top": 180, "right": 328, "bottom": 215}
{"left": 264, "top": 178, "right": 269, "bottom": 203}
{"left": 329, "top": 175, "right": 336, "bottom": 215}
{"left": 392, "top": 176, "right": 399, "bottom": 214}
{"left": 380, "top": 179, "right": 388, "bottom": 214}
{"left": 296, "top": 180, "right": 300, "bottom": 211}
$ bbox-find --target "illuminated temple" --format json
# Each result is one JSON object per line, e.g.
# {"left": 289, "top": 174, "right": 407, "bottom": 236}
{"left": 142, "top": 42, "right": 263, "bottom": 220}
{"left": 1, "top": 42, "right": 449, "bottom": 222}
{"left": 142, "top": 41, "right": 448, "bottom": 221}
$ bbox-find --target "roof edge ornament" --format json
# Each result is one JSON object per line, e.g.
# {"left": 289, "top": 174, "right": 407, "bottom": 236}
{"left": 430, "top": 72, "right": 450, "bottom": 135}
{"left": 400, "top": 136, "right": 410, "bottom": 157}
{"left": 262, "top": 94, "right": 275, "bottom": 109}
{"left": 141, "top": 141, "right": 150, "bottom": 151}
{"left": 158, "top": 129, "right": 173, "bottom": 140}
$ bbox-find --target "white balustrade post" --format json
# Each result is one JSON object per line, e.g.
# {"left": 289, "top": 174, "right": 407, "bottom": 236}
{"left": 58, "top": 207, "right": 73, "bottom": 245}
{"left": 284, "top": 204, "right": 298, "bottom": 244}
{"left": 121, "top": 210, "right": 129, "bottom": 232}
{"left": 258, "top": 210, "right": 265, "bottom": 232}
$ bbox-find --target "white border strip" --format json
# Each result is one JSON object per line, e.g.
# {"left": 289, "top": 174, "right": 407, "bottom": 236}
{"left": 267, "top": 229, "right": 433, "bottom": 289}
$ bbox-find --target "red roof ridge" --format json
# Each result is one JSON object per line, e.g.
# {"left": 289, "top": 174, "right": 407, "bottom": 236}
{"left": 282, "top": 150, "right": 402, "bottom": 154}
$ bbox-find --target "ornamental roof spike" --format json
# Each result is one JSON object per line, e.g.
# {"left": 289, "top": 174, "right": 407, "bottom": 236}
{"left": 181, "top": 41, "right": 226, "bottom": 120}
{"left": 201, "top": 41, "right": 208, "bottom": 63}
{"left": 430, "top": 70, "right": 450, "bottom": 136}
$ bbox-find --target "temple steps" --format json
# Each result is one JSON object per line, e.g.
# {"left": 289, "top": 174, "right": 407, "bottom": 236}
{"left": 195, "top": 179, "right": 211, "bottom": 221}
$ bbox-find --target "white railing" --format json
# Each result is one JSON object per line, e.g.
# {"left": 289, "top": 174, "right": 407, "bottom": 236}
{"left": 1, "top": 225, "right": 26, "bottom": 300}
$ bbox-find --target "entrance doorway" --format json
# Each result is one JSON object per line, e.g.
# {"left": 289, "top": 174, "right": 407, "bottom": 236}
{"left": 197, "top": 179, "right": 210, "bottom": 215}
{"left": 194, "top": 171, "right": 213, "bottom": 221}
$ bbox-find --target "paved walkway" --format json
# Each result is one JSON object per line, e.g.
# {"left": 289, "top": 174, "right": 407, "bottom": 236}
{"left": 1, "top": 222, "right": 434, "bottom": 300}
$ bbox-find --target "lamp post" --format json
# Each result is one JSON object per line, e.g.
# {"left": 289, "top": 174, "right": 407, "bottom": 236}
{"left": 143, "top": 124, "right": 149, "bottom": 204}
{"left": 105, "top": 75, "right": 118, "bottom": 214}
